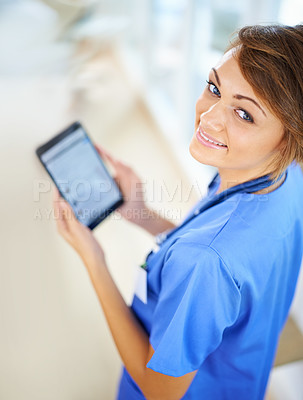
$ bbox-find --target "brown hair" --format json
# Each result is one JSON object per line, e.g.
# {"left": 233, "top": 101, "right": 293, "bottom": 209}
{"left": 227, "top": 24, "right": 303, "bottom": 181}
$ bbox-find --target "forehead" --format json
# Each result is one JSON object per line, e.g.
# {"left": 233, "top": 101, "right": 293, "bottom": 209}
{"left": 213, "top": 50, "right": 258, "bottom": 99}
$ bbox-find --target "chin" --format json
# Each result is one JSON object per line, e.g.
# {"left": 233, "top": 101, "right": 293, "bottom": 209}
{"left": 189, "top": 138, "right": 206, "bottom": 164}
{"left": 189, "top": 137, "right": 218, "bottom": 169}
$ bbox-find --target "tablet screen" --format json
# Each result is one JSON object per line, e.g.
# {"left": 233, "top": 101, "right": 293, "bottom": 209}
{"left": 40, "top": 125, "right": 122, "bottom": 227}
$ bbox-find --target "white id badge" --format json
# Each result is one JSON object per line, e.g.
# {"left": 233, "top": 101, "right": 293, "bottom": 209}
{"left": 152, "top": 244, "right": 160, "bottom": 253}
{"left": 134, "top": 265, "right": 147, "bottom": 304}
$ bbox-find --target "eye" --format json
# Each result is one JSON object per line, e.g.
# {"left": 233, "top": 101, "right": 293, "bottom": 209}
{"left": 206, "top": 80, "right": 221, "bottom": 97}
{"left": 235, "top": 108, "right": 254, "bottom": 123}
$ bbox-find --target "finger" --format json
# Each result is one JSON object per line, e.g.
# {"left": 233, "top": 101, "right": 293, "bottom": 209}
{"left": 94, "top": 144, "right": 119, "bottom": 166}
{"left": 59, "top": 198, "right": 78, "bottom": 225}
{"left": 53, "top": 188, "right": 77, "bottom": 233}
{"left": 94, "top": 143, "right": 104, "bottom": 156}
{"left": 94, "top": 145, "right": 119, "bottom": 180}
{"left": 95, "top": 144, "right": 131, "bottom": 173}
{"left": 53, "top": 194, "right": 69, "bottom": 234}
{"left": 95, "top": 144, "right": 111, "bottom": 159}
{"left": 53, "top": 186, "right": 66, "bottom": 213}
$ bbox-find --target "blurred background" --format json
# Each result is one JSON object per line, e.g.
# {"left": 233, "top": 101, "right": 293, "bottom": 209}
{"left": 0, "top": 0, "right": 303, "bottom": 399}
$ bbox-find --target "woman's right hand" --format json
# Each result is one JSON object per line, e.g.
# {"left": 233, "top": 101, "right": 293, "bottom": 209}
{"left": 95, "top": 144, "right": 147, "bottom": 224}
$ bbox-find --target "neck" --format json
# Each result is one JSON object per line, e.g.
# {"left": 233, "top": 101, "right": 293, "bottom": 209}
{"left": 216, "top": 168, "right": 286, "bottom": 195}
{"left": 216, "top": 167, "right": 274, "bottom": 195}
{"left": 216, "top": 169, "right": 259, "bottom": 194}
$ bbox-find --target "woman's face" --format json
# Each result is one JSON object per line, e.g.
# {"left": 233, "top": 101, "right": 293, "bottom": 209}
{"left": 189, "top": 50, "right": 284, "bottom": 183}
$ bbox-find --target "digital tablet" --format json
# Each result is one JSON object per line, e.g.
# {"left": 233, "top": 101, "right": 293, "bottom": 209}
{"left": 36, "top": 121, "right": 124, "bottom": 229}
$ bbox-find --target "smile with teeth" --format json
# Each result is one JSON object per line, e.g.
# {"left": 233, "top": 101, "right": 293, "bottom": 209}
{"left": 198, "top": 126, "right": 227, "bottom": 148}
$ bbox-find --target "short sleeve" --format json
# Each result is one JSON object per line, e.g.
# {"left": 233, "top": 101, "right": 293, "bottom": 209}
{"left": 146, "top": 240, "right": 241, "bottom": 377}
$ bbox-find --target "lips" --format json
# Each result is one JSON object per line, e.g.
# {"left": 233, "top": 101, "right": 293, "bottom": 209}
{"left": 198, "top": 126, "right": 227, "bottom": 148}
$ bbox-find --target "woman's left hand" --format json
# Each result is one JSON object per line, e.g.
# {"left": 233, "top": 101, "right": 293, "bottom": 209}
{"left": 53, "top": 187, "right": 105, "bottom": 267}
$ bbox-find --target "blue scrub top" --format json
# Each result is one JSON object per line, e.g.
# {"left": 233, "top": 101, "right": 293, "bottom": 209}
{"left": 117, "top": 162, "right": 303, "bottom": 400}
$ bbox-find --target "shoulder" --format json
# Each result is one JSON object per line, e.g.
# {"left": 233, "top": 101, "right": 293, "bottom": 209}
{"left": 164, "top": 163, "right": 303, "bottom": 275}
{"left": 162, "top": 238, "right": 241, "bottom": 292}
{"left": 172, "top": 164, "right": 303, "bottom": 281}
{"left": 231, "top": 162, "right": 303, "bottom": 236}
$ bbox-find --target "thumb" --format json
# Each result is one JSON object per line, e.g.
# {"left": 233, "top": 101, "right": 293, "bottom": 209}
{"left": 59, "top": 198, "right": 79, "bottom": 225}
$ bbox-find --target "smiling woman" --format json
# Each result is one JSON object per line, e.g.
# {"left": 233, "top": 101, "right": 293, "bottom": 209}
{"left": 190, "top": 50, "right": 285, "bottom": 193}
{"left": 53, "top": 24, "right": 303, "bottom": 400}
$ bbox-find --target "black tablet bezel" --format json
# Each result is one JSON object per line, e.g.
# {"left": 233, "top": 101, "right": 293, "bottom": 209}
{"left": 36, "top": 121, "right": 124, "bottom": 230}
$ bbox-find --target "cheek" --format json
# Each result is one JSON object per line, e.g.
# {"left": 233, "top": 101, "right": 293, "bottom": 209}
{"left": 247, "top": 124, "right": 284, "bottom": 155}
{"left": 228, "top": 129, "right": 262, "bottom": 154}
{"left": 227, "top": 125, "right": 283, "bottom": 161}
{"left": 223, "top": 116, "right": 260, "bottom": 154}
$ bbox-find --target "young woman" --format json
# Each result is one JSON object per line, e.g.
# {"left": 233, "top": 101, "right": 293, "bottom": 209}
{"left": 53, "top": 24, "right": 303, "bottom": 399}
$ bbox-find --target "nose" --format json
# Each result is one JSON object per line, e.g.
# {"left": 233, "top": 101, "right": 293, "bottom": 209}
{"left": 199, "top": 102, "right": 225, "bottom": 133}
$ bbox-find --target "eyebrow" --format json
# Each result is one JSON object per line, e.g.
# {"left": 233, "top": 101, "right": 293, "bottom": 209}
{"left": 234, "top": 94, "right": 267, "bottom": 116}
{"left": 211, "top": 68, "right": 267, "bottom": 117}
{"left": 211, "top": 68, "right": 221, "bottom": 86}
